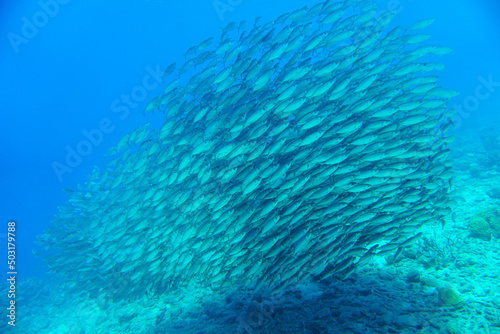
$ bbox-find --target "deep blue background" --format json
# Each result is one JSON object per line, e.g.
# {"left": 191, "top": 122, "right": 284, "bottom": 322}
{"left": 1, "top": 0, "right": 499, "bottom": 281}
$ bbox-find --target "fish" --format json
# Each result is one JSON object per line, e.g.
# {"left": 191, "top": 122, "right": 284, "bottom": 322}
{"left": 162, "top": 62, "right": 176, "bottom": 77}
{"left": 38, "top": 0, "right": 455, "bottom": 301}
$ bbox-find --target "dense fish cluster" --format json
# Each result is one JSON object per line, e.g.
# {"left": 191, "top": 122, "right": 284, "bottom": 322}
{"left": 38, "top": 0, "right": 456, "bottom": 301}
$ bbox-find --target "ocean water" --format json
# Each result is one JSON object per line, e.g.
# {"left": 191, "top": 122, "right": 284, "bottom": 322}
{"left": 1, "top": 0, "right": 500, "bottom": 333}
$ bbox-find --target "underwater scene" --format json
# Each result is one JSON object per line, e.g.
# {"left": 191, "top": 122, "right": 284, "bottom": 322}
{"left": 2, "top": 0, "right": 500, "bottom": 333}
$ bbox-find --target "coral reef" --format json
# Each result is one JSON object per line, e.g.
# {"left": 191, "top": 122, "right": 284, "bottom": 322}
{"left": 416, "top": 229, "right": 467, "bottom": 269}
{"left": 438, "top": 287, "right": 462, "bottom": 306}
{"left": 468, "top": 208, "right": 500, "bottom": 241}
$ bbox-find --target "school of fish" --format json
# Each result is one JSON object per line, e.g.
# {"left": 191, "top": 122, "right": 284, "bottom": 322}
{"left": 37, "top": 0, "right": 457, "bottom": 301}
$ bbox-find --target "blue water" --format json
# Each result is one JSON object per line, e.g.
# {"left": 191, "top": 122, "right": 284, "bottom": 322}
{"left": 1, "top": 0, "right": 500, "bottom": 332}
